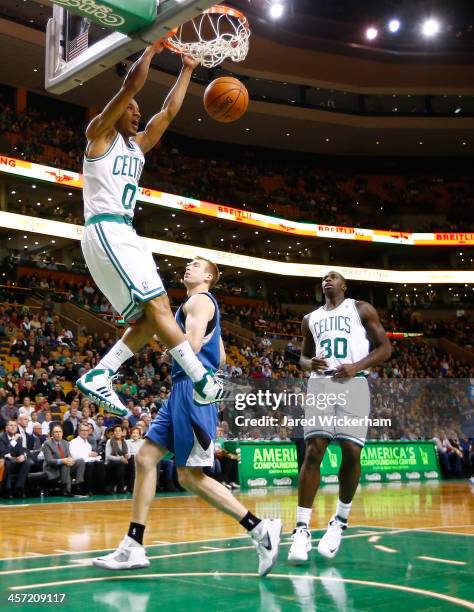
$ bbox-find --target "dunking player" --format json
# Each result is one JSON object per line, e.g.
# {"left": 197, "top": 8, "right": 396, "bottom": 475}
{"left": 288, "top": 271, "right": 391, "bottom": 563}
{"left": 77, "top": 42, "right": 223, "bottom": 414}
{"left": 93, "top": 258, "right": 282, "bottom": 576}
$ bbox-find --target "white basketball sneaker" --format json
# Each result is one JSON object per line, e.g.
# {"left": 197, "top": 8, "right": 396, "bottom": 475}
{"left": 193, "top": 369, "right": 224, "bottom": 405}
{"left": 288, "top": 526, "right": 312, "bottom": 564}
{"left": 77, "top": 369, "right": 127, "bottom": 417}
{"left": 317, "top": 515, "right": 347, "bottom": 559}
{"left": 93, "top": 536, "right": 150, "bottom": 570}
{"left": 251, "top": 518, "right": 282, "bottom": 577}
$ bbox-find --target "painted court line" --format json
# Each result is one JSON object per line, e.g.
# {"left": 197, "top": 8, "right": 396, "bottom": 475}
{"left": 0, "top": 529, "right": 404, "bottom": 577}
{"left": 10, "top": 572, "right": 474, "bottom": 610}
{"left": 373, "top": 545, "right": 398, "bottom": 554}
{"left": 357, "top": 524, "right": 474, "bottom": 537}
{"left": 0, "top": 524, "right": 376, "bottom": 563}
{"left": 0, "top": 533, "right": 249, "bottom": 562}
{"left": 417, "top": 556, "right": 467, "bottom": 566}
{"left": 200, "top": 546, "right": 225, "bottom": 551}
{"left": 368, "top": 535, "right": 381, "bottom": 543}
{"left": 414, "top": 528, "right": 474, "bottom": 538}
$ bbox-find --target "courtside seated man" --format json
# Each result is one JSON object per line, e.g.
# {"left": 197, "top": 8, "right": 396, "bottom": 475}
{"left": 94, "top": 258, "right": 282, "bottom": 577}
{"left": 77, "top": 41, "right": 223, "bottom": 415}
{"left": 288, "top": 271, "right": 391, "bottom": 563}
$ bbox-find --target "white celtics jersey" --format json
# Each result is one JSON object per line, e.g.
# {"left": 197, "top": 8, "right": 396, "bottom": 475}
{"left": 83, "top": 132, "right": 145, "bottom": 222}
{"left": 307, "top": 298, "right": 370, "bottom": 374}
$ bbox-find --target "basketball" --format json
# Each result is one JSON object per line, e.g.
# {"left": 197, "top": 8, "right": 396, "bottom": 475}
{"left": 203, "top": 76, "right": 249, "bottom": 123}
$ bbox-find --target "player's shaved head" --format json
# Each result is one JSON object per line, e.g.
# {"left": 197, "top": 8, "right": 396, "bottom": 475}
{"left": 322, "top": 270, "right": 347, "bottom": 298}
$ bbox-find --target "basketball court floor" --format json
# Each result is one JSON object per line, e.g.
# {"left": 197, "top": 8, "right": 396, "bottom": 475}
{"left": 1, "top": 481, "right": 472, "bottom": 611}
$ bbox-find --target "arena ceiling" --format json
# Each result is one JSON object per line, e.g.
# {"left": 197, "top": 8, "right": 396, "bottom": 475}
{"left": 0, "top": 1, "right": 473, "bottom": 156}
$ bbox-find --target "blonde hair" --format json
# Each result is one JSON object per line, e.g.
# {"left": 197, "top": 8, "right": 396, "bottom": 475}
{"left": 195, "top": 256, "right": 220, "bottom": 289}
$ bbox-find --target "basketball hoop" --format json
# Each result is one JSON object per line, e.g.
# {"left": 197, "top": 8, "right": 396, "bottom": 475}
{"left": 164, "top": 5, "right": 250, "bottom": 68}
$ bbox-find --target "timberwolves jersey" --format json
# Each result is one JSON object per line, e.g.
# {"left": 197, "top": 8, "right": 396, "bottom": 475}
{"left": 172, "top": 292, "right": 221, "bottom": 378}
{"left": 307, "top": 298, "right": 370, "bottom": 375}
{"left": 83, "top": 132, "right": 145, "bottom": 223}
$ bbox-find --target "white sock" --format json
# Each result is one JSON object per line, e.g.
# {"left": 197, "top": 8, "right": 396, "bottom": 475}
{"left": 296, "top": 506, "right": 312, "bottom": 528}
{"left": 335, "top": 500, "right": 352, "bottom": 522}
{"left": 169, "top": 341, "right": 206, "bottom": 382}
{"left": 97, "top": 339, "right": 133, "bottom": 373}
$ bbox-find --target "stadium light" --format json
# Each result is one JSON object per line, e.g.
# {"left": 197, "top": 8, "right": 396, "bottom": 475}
{"left": 366, "top": 27, "right": 378, "bottom": 41}
{"left": 388, "top": 19, "right": 400, "bottom": 33}
{"left": 269, "top": 2, "right": 284, "bottom": 19}
{"left": 422, "top": 18, "right": 440, "bottom": 37}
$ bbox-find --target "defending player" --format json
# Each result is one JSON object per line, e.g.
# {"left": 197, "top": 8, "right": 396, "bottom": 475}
{"left": 77, "top": 42, "right": 223, "bottom": 415}
{"left": 288, "top": 271, "right": 391, "bottom": 563}
{"left": 93, "top": 258, "right": 282, "bottom": 576}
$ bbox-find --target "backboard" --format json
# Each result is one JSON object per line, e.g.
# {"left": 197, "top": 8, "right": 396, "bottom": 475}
{"left": 45, "top": 0, "right": 219, "bottom": 95}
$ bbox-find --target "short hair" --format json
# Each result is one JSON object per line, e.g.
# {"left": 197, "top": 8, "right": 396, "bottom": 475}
{"left": 195, "top": 256, "right": 220, "bottom": 289}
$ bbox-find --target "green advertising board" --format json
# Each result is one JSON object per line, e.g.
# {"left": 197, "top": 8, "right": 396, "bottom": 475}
{"left": 223, "top": 441, "right": 440, "bottom": 488}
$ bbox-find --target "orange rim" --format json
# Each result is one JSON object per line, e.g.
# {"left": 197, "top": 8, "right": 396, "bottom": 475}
{"left": 163, "top": 4, "right": 249, "bottom": 54}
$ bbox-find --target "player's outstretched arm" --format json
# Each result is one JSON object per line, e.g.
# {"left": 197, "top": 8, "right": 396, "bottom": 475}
{"left": 86, "top": 41, "right": 164, "bottom": 142}
{"left": 183, "top": 294, "right": 215, "bottom": 354}
{"left": 136, "top": 55, "right": 200, "bottom": 154}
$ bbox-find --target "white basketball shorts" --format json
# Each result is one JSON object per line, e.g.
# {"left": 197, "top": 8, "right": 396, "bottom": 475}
{"left": 81, "top": 219, "right": 166, "bottom": 322}
{"left": 303, "top": 375, "right": 371, "bottom": 447}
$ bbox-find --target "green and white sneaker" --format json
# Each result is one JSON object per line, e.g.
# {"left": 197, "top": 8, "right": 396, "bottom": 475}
{"left": 77, "top": 369, "right": 127, "bottom": 417}
{"left": 193, "top": 369, "right": 224, "bottom": 405}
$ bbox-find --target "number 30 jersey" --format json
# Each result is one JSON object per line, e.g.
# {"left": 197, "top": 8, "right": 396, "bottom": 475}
{"left": 307, "top": 298, "right": 370, "bottom": 375}
{"left": 83, "top": 132, "right": 145, "bottom": 223}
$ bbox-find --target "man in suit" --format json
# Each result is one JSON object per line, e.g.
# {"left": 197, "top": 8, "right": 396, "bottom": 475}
{"left": 29, "top": 422, "right": 46, "bottom": 472}
{"left": 63, "top": 401, "right": 82, "bottom": 439}
{"left": 42, "top": 424, "right": 85, "bottom": 495}
{"left": 16, "top": 413, "right": 35, "bottom": 453}
{"left": 0, "top": 420, "right": 31, "bottom": 498}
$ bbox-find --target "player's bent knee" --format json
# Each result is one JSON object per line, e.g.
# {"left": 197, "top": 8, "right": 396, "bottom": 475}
{"left": 177, "top": 467, "right": 202, "bottom": 490}
{"left": 340, "top": 441, "right": 362, "bottom": 462}
{"left": 304, "top": 440, "right": 328, "bottom": 465}
{"left": 136, "top": 440, "right": 167, "bottom": 471}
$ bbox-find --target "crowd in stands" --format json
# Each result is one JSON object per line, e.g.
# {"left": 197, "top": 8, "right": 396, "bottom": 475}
{"left": 1, "top": 269, "right": 473, "bottom": 499}
{"left": 1, "top": 88, "right": 473, "bottom": 232}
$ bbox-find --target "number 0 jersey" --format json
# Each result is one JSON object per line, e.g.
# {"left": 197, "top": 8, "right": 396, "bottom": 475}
{"left": 83, "top": 132, "right": 145, "bottom": 223}
{"left": 307, "top": 298, "right": 370, "bottom": 375}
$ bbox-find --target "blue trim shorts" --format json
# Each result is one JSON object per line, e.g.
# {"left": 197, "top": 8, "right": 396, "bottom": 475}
{"left": 303, "top": 375, "right": 371, "bottom": 447}
{"left": 146, "top": 377, "right": 219, "bottom": 467}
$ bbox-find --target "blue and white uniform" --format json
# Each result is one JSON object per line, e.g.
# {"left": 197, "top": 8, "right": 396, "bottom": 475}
{"left": 146, "top": 292, "right": 221, "bottom": 466}
{"left": 81, "top": 132, "right": 165, "bottom": 322}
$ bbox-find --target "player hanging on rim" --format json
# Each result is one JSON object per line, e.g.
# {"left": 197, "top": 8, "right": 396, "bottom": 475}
{"left": 77, "top": 41, "right": 223, "bottom": 415}
{"left": 288, "top": 271, "right": 391, "bottom": 564}
{"left": 93, "top": 257, "right": 282, "bottom": 577}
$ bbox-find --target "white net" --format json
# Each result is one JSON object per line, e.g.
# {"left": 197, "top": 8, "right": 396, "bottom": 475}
{"left": 165, "top": 6, "right": 250, "bottom": 68}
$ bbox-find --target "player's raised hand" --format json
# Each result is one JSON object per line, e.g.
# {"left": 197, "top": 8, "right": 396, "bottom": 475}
{"left": 310, "top": 356, "right": 329, "bottom": 372}
{"left": 182, "top": 54, "right": 200, "bottom": 70}
{"left": 152, "top": 38, "right": 166, "bottom": 54}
